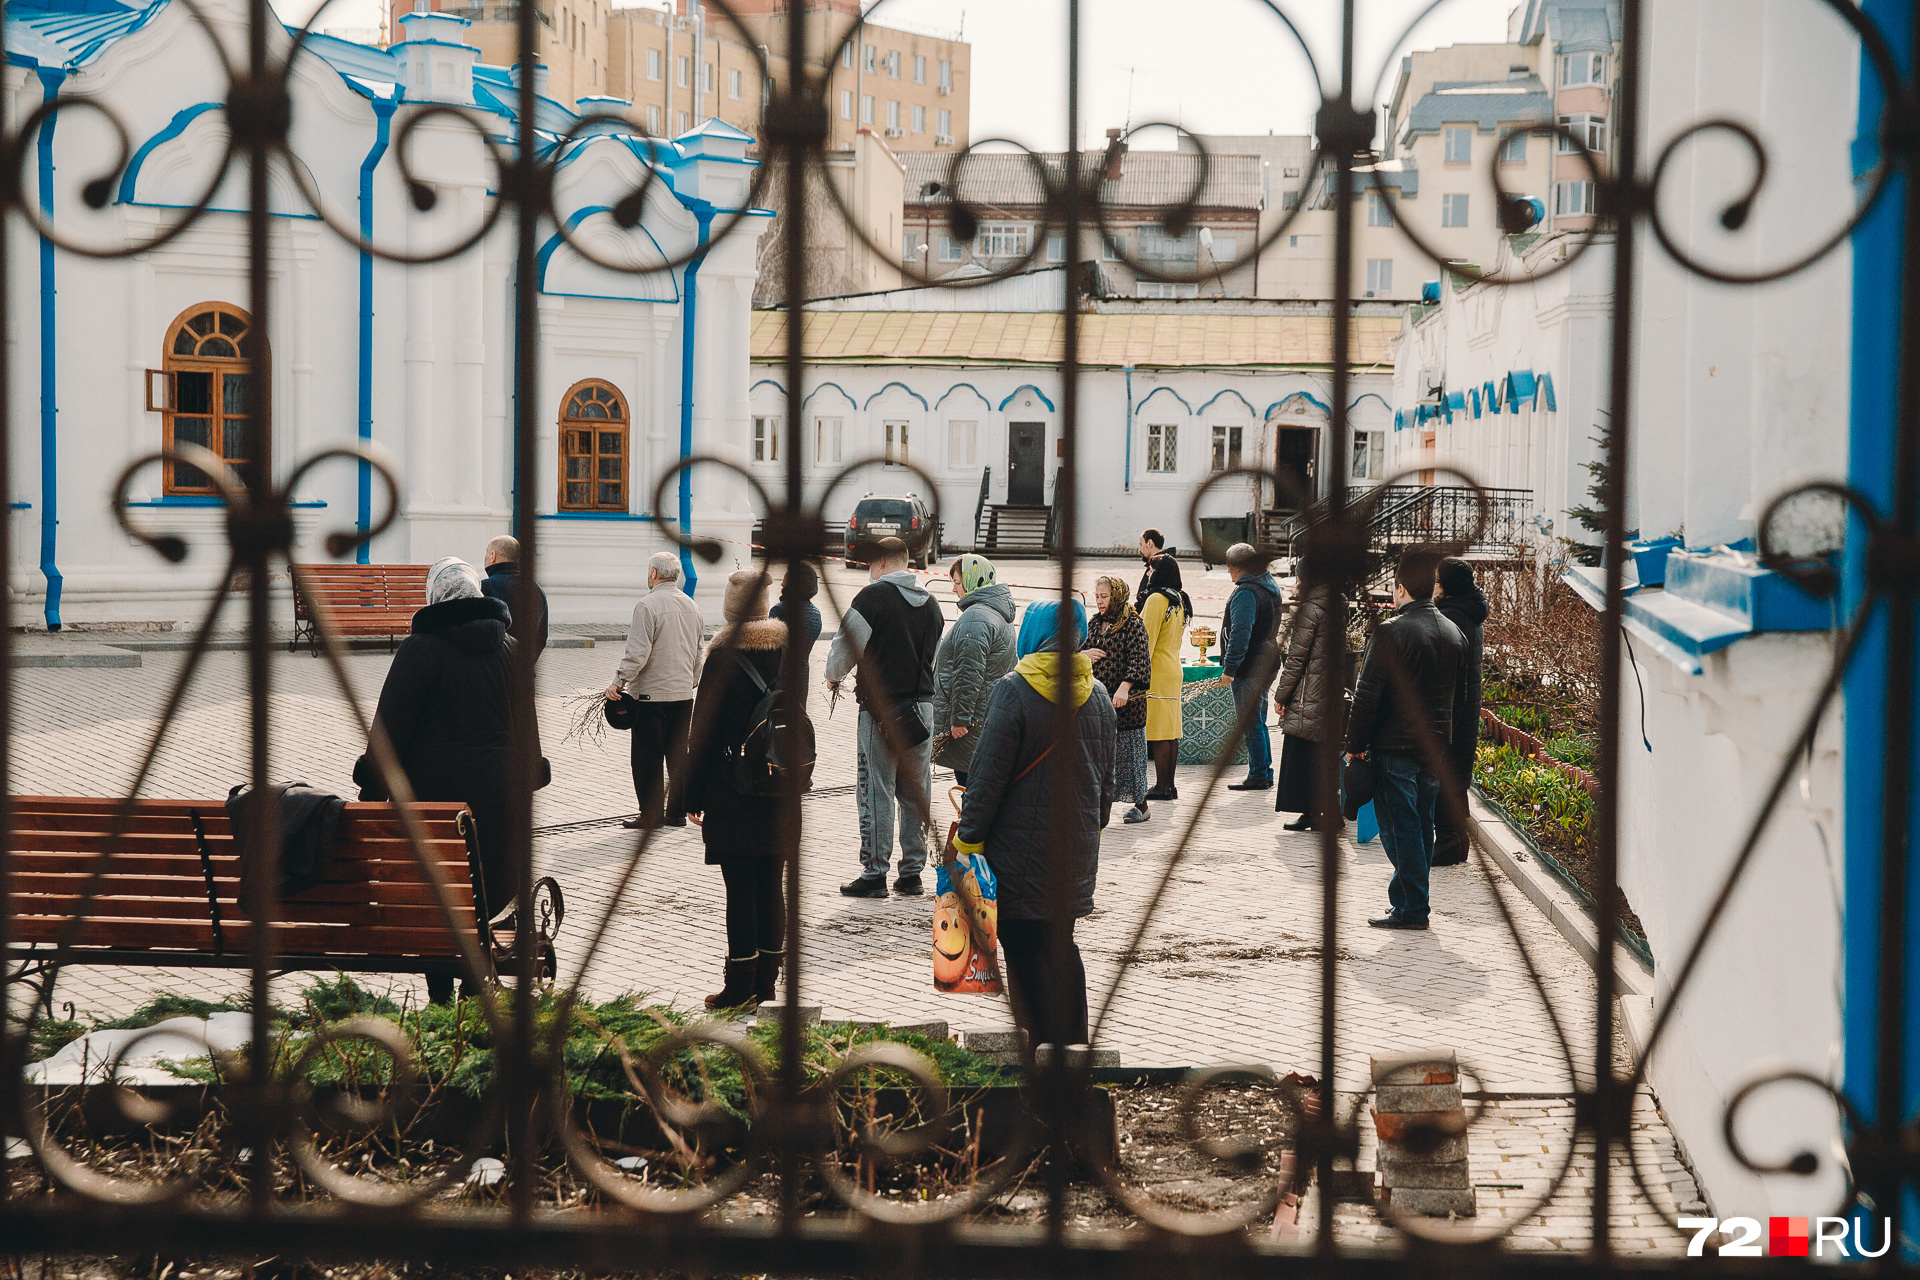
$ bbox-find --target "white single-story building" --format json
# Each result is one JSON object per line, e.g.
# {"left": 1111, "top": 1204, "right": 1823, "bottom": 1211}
{"left": 6, "top": 0, "right": 768, "bottom": 626}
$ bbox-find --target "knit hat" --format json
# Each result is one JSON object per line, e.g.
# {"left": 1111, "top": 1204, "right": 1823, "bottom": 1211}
{"left": 723, "top": 569, "right": 770, "bottom": 624}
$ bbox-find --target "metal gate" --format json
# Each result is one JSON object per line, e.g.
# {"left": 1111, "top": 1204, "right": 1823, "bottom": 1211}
{"left": 1, "top": 0, "right": 1916, "bottom": 1271}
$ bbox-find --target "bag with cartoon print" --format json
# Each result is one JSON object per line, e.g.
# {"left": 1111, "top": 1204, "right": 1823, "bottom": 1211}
{"left": 932, "top": 787, "right": 1002, "bottom": 994}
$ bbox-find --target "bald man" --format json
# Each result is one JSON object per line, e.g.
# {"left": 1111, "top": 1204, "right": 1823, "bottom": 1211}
{"left": 480, "top": 534, "right": 549, "bottom": 660}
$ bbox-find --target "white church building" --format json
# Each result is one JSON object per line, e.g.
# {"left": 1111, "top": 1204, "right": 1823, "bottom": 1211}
{"left": 5, "top": 0, "right": 768, "bottom": 626}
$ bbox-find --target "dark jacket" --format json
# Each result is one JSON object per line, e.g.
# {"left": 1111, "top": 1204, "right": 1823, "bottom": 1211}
{"left": 481, "top": 562, "right": 548, "bottom": 659}
{"left": 768, "top": 599, "right": 823, "bottom": 651}
{"left": 1271, "top": 585, "right": 1347, "bottom": 742}
{"left": 1084, "top": 609, "right": 1151, "bottom": 732}
{"left": 683, "top": 619, "right": 788, "bottom": 864}
{"left": 957, "top": 666, "right": 1117, "bottom": 920}
{"left": 1436, "top": 584, "right": 1489, "bottom": 743}
{"left": 354, "top": 595, "right": 519, "bottom": 919}
{"left": 824, "top": 570, "right": 945, "bottom": 712}
{"left": 1222, "top": 571, "right": 1282, "bottom": 679}
{"left": 931, "top": 582, "right": 1018, "bottom": 771}
{"left": 1346, "top": 599, "right": 1470, "bottom": 758}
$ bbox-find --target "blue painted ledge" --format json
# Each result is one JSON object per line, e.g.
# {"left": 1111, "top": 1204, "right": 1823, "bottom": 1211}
{"left": 537, "top": 512, "right": 658, "bottom": 521}
{"left": 123, "top": 497, "right": 329, "bottom": 508}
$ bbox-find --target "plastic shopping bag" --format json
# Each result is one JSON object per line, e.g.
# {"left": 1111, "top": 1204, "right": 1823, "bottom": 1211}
{"left": 933, "top": 788, "right": 1002, "bottom": 993}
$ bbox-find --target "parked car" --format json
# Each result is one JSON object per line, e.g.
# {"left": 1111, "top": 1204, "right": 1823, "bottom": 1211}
{"left": 845, "top": 493, "right": 940, "bottom": 569}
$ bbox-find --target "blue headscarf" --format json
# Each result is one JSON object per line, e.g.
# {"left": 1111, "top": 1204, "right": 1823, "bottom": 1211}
{"left": 1016, "top": 598, "right": 1088, "bottom": 658}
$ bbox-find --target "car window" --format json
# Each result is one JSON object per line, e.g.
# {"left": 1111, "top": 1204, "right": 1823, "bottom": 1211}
{"left": 854, "top": 500, "right": 915, "bottom": 520}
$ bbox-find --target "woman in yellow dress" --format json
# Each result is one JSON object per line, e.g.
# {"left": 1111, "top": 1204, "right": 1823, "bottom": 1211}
{"left": 1135, "top": 533, "right": 1191, "bottom": 800}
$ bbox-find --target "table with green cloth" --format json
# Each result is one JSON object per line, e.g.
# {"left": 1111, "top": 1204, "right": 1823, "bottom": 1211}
{"left": 1177, "top": 662, "right": 1249, "bottom": 766}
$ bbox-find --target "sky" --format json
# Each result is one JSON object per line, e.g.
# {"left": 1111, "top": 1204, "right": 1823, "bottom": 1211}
{"left": 285, "top": 0, "right": 1521, "bottom": 144}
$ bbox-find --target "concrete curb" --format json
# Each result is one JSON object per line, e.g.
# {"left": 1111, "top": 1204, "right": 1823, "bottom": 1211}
{"left": 1464, "top": 791, "right": 1652, "bottom": 999}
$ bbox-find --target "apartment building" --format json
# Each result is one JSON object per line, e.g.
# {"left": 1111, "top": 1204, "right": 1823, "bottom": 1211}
{"left": 753, "top": 130, "right": 906, "bottom": 306}
{"left": 386, "top": 0, "right": 614, "bottom": 106}
{"left": 899, "top": 141, "right": 1264, "bottom": 298}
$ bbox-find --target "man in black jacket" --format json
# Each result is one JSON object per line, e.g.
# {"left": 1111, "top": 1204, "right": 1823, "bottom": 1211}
{"left": 1346, "top": 551, "right": 1469, "bottom": 930}
{"left": 825, "top": 537, "right": 946, "bottom": 898}
{"left": 480, "top": 535, "right": 549, "bottom": 660}
{"left": 1433, "top": 557, "right": 1489, "bottom": 866}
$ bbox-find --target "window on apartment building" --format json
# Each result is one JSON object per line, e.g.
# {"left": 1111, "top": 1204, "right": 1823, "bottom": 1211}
{"left": 861, "top": 95, "right": 874, "bottom": 124}
{"left": 948, "top": 419, "right": 978, "bottom": 468}
{"left": 1102, "top": 232, "right": 1124, "bottom": 261}
{"left": 974, "top": 223, "right": 1029, "bottom": 258}
{"left": 863, "top": 44, "right": 876, "bottom": 72}
{"left": 886, "top": 50, "right": 901, "bottom": 78}
{"left": 1288, "top": 233, "right": 1321, "bottom": 257}
{"left": 1137, "top": 225, "right": 1198, "bottom": 261}
{"left": 814, "top": 416, "right": 843, "bottom": 465}
{"left": 1554, "top": 180, "right": 1597, "bottom": 216}
{"left": 1367, "top": 191, "right": 1394, "bottom": 226}
{"left": 702, "top": 62, "right": 713, "bottom": 92}
{"left": 883, "top": 420, "right": 910, "bottom": 467}
{"left": 841, "top": 89, "right": 853, "bottom": 119}
{"left": 1365, "top": 258, "right": 1393, "bottom": 296}
{"left": 1560, "top": 51, "right": 1606, "bottom": 86}
{"left": 647, "top": 47, "right": 661, "bottom": 80}
{"left": 1209, "top": 235, "right": 1238, "bottom": 262}
{"left": 1500, "top": 131, "right": 1528, "bottom": 163}
{"left": 1444, "top": 127, "right": 1472, "bottom": 164}
{"left": 752, "top": 415, "right": 780, "bottom": 463}
{"left": 936, "top": 108, "right": 951, "bottom": 140}
{"left": 646, "top": 104, "right": 661, "bottom": 134}
{"left": 1558, "top": 113, "right": 1607, "bottom": 154}
{"left": 913, "top": 54, "right": 926, "bottom": 83}
{"left": 938, "top": 59, "right": 952, "bottom": 91}
{"left": 887, "top": 100, "right": 900, "bottom": 131}
{"left": 1282, "top": 190, "right": 1300, "bottom": 210}
{"left": 1047, "top": 234, "right": 1066, "bottom": 262}
{"left": 912, "top": 103, "right": 925, "bottom": 133}
{"left": 1137, "top": 282, "right": 1199, "bottom": 299}
{"left": 1350, "top": 430, "right": 1384, "bottom": 480}
{"left": 1146, "top": 423, "right": 1178, "bottom": 473}
{"left": 1442, "top": 194, "right": 1470, "bottom": 227}
{"left": 677, "top": 111, "right": 689, "bottom": 132}
{"left": 938, "top": 235, "right": 964, "bottom": 262}
{"left": 1210, "top": 425, "right": 1243, "bottom": 472}
{"left": 842, "top": 42, "right": 853, "bottom": 68}
{"left": 677, "top": 56, "right": 689, "bottom": 87}
{"left": 729, "top": 68, "right": 741, "bottom": 99}
{"left": 1284, "top": 166, "right": 1301, "bottom": 178}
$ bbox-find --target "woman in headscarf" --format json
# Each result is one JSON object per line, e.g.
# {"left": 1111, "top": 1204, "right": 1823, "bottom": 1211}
{"left": 1083, "top": 575, "right": 1152, "bottom": 823}
{"left": 953, "top": 598, "right": 1117, "bottom": 1048}
{"left": 682, "top": 570, "right": 791, "bottom": 1008}
{"left": 930, "top": 554, "right": 1017, "bottom": 786}
{"left": 1135, "top": 535, "right": 1192, "bottom": 801}
{"left": 353, "top": 557, "right": 520, "bottom": 1005}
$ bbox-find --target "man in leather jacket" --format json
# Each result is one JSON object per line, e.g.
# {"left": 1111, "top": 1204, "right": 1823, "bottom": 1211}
{"left": 1346, "top": 551, "right": 1470, "bottom": 930}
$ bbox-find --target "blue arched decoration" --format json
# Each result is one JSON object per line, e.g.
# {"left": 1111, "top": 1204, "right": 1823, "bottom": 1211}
{"left": 801, "top": 381, "right": 859, "bottom": 409}
{"left": 1134, "top": 386, "right": 1194, "bottom": 416}
{"left": 997, "top": 384, "right": 1057, "bottom": 412}
{"left": 1194, "top": 388, "right": 1258, "bottom": 418}
{"left": 536, "top": 205, "right": 678, "bottom": 302}
{"left": 935, "top": 382, "right": 992, "bottom": 410}
{"left": 1263, "top": 391, "right": 1332, "bottom": 419}
{"left": 863, "top": 381, "right": 930, "bottom": 411}
{"left": 119, "top": 102, "right": 223, "bottom": 205}
{"left": 1348, "top": 392, "right": 1392, "bottom": 417}
{"left": 749, "top": 378, "right": 786, "bottom": 397}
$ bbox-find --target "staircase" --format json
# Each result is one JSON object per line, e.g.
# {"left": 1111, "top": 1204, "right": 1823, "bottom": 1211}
{"left": 975, "top": 505, "right": 1053, "bottom": 556}
{"left": 1263, "top": 484, "right": 1534, "bottom": 574}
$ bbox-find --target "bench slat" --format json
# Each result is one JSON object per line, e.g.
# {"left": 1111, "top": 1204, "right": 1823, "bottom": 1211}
{"left": 14, "top": 895, "right": 475, "bottom": 929}
{"left": 6, "top": 852, "right": 470, "bottom": 884}
{"left": 10, "top": 919, "right": 471, "bottom": 956}
{"left": 7, "top": 873, "right": 472, "bottom": 907}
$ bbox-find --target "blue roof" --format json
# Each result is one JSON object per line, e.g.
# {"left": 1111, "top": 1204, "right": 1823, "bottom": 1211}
{"left": 5, "top": 0, "right": 160, "bottom": 70}
{"left": 1405, "top": 79, "right": 1551, "bottom": 139}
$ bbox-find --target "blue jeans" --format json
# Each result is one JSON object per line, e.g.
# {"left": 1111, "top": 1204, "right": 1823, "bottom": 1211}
{"left": 856, "top": 704, "right": 932, "bottom": 878}
{"left": 1373, "top": 749, "right": 1438, "bottom": 921}
{"left": 1231, "top": 673, "right": 1274, "bottom": 783}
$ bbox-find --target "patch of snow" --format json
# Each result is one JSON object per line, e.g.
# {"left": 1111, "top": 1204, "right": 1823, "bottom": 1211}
{"left": 23, "top": 1012, "right": 254, "bottom": 1086}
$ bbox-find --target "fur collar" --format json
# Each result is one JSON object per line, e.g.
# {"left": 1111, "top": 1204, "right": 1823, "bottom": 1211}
{"left": 711, "top": 618, "right": 787, "bottom": 653}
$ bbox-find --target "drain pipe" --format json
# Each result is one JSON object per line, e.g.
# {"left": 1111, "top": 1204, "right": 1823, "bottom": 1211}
{"left": 37, "top": 67, "right": 67, "bottom": 630}
{"left": 1123, "top": 364, "right": 1135, "bottom": 493}
{"left": 356, "top": 97, "right": 396, "bottom": 562}
{"left": 677, "top": 202, "right": 714, "bottom": 594}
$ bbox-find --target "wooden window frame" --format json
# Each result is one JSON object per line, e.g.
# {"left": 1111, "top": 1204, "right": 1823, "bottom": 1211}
{"left": 156, "top": 302, "right": 260, "bottom": 496}
{"left": 558, "top": 378, "right": 631, "bottom": 512}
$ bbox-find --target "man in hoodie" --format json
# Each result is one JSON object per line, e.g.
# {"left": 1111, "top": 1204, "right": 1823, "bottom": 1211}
{"left": 1219, "top": 543, "right": 1283, "bottom": 791}
{"left": 827, "top": 537, "right": 946, "bottom": 897}
{"left": 1433, "top": 557, "right": 1489, "bottom": 865}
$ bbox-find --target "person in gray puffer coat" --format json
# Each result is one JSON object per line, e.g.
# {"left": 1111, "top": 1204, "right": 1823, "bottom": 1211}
{"left": 953, "top": 598, "right": 1116, "bottom": 1047}
{"left": 930, "top": 554, "right": 1017, "bottom": 784}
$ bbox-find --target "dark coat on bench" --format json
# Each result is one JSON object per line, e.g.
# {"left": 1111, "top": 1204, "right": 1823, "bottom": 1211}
{"left": 355, "top": 594, "right": 521, "bottom": 919}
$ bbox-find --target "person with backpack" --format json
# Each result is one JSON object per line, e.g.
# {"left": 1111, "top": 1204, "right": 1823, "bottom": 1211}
{"left": 683, "top": 570, "right": 800, "bottom": 1009}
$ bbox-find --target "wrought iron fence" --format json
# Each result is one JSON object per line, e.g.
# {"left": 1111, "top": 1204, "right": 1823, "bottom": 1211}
{"left": 0, "top": 0, "right": 1916, "bottom": 1272}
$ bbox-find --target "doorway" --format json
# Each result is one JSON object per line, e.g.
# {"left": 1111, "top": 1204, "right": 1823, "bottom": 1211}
{"left": 1275, "top": 427, "right": 1320, "bottom": 509}
{"left": 1007, "top": 422, "right": 1046, "bottom": 505}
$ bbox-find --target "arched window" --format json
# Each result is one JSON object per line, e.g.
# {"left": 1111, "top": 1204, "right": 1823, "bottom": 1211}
{"left": 156, "top": 303, "right": 256, "bottom": 494}
{"left": 559, "top": 379, "right": 629, "bottom": 511}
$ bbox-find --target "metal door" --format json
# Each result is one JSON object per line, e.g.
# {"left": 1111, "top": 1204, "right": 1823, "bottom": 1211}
{"left": 1007, "top": 421, "right": 1045, "bottom": 505}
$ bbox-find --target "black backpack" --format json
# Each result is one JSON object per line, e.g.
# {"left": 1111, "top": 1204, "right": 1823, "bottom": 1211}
{"left": 728, "top": 653, "right": 816, "bottom": 797}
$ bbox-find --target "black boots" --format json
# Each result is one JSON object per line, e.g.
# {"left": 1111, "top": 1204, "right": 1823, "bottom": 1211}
{"left": 754, "top": 949, "right": 783, "bottom": 1004}
{"left": 705, "top": 956, "right": 757, "bottom": 1009}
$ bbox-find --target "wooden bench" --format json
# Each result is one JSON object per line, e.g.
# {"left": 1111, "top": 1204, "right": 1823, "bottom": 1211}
{"left": 5, "top": 796, "right": 563, "bottom": 1012}
{"left": 292, "top": 563, "right": 429, "bottom": 653}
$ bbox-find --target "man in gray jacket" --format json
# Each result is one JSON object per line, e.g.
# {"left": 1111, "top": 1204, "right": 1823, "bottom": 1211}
{"left": 605, "top": 551, "right": 704, "bottom": 829}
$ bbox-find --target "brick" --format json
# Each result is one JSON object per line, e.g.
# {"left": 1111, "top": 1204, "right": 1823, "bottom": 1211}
{"left": 1376, "top": 1082, "right": 1464, "bottom": 1113}
{"left": 1379, "top": 1158, "right": 1471, "bottom": 1190}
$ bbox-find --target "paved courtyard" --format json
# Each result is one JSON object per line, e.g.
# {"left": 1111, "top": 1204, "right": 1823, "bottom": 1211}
{"left": 8, "top": 557, "right": 1705, "bottom": 1250}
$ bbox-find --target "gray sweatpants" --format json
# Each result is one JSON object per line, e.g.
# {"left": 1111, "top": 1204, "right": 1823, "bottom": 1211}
{"left": 856, "top": 703, "right": 933, "bottom": 878}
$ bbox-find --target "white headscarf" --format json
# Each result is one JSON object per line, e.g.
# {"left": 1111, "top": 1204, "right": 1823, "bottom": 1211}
{"left": 427, "top": 556, "right": 484, "bottom": 604}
